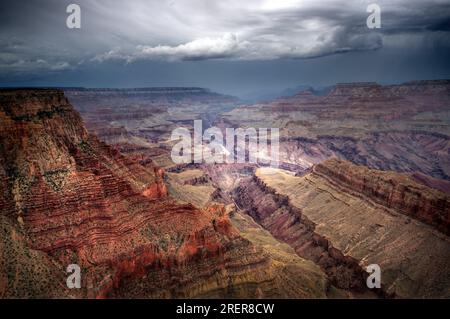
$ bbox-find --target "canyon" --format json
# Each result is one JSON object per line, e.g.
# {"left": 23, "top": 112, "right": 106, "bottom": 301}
{"left": 0, "top": 89, "right": 333, "bottom": 298}
{"left": 0, "top": 80, "right": 449, "bottom": 298}
{"left": 220, "top": 80, "right": 450, "bottom": 181}
{"left": 233, "top": 161, "right": 450, "bottom": 297}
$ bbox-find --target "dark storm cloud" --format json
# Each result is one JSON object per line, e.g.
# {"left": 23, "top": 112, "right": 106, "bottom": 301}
{"left": 1, "top": 1, "right": 449, "bottom": 66}
{"left": 0, "top": 0, "right": 449, "bottom": 94}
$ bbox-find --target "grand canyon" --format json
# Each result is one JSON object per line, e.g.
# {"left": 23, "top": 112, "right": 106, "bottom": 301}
{"left": 0, "top": 80, "right": 449, "bottom": 298}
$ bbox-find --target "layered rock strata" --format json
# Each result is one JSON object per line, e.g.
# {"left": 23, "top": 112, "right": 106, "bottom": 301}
{"left": 234, "top": 160, "right": 450, "bottom": 298}
{"left": 0, "top": 89, "right": 330, "bottom": 298}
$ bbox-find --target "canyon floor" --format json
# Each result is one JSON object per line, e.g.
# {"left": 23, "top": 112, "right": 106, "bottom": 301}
{"left": 0, "top": 82, "right": 449, "bottom": 298}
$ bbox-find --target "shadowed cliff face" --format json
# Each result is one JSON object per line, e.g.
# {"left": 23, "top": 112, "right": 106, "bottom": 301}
{"left": 0, "top": 89, "right": 332, "bottom": 298}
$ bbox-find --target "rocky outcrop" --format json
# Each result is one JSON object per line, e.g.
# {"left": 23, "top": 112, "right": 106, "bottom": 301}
{"left": 313, "top": 158, "right": 450, "bottom": 235}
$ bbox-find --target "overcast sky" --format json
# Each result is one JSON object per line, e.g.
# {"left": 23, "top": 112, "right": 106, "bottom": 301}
{"left": 0, "top": 0, "right": 449, "bottom": 96}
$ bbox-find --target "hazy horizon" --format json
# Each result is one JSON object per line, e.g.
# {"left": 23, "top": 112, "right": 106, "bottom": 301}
{"left": 1, "top": 76, "right": 449, "bottom": 100}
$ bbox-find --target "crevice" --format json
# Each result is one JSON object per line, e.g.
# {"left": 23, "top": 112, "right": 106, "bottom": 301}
{"left": 231, "top": 174, "right": 389, "bottom": 297}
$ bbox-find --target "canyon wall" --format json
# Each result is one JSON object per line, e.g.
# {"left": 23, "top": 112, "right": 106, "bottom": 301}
{"left": 314, "top": 158, "right": 450, "bottom": 235}
{"left": 238, "top": 161, "right": 450, "bottom": 298}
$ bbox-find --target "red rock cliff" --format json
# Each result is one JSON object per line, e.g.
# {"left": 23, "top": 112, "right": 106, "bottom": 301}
{"left": 0, "top": 89, "right": 302, "bottom": 298}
